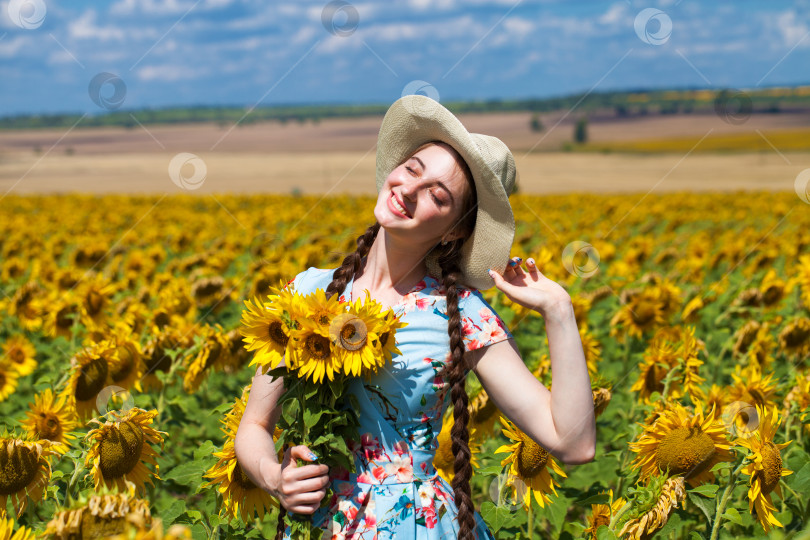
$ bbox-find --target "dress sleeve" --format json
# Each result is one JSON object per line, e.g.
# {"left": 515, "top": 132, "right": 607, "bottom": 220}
{"left": 459, "top": 289, "right": 513, "bottom": 351}
{"left": 285, "top": 267, "right": 312, "bottom": 293}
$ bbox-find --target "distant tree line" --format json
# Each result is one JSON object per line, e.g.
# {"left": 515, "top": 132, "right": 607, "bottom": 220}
{"left": 1, "top": 86, "right": 809, "bottom": 130}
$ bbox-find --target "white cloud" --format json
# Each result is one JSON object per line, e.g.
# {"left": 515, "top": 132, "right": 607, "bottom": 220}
{"left": 598, "top": 2, "right": 628, "bottom": 26}
{"left": 0, "top": 34, "right": 28, "bottom": 57}
{"left": 775, "top": 10, "right": 810, "bottom": 48}
{"left": 136, "top": 63, "right": 207, "bottom": 81}
{"left": 69, "top": 9, "right": 126, "bottom": 41}
{"left": 408, "top": 0, "right": 455, "bottom": 11}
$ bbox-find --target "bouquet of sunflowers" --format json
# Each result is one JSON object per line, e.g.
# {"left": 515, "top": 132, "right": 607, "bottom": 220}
{"left": 239, "top": 279, "right": 407, "bottom": 538}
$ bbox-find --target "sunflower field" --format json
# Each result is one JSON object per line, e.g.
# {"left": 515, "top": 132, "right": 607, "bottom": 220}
{"left": 0, "top": 191, "right": 809, "bottom": 539}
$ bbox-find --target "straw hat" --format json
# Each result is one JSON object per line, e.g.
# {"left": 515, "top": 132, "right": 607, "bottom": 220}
{"left": 375, "top": 94, "right": 518, "bottom": 290}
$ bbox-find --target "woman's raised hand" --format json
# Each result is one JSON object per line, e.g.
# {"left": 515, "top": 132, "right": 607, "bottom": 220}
{"left": 265, "top": 444, "right": 330, "bottom": 515}
{"left": 488, "top": 256, "right": 572, "bottom": 318}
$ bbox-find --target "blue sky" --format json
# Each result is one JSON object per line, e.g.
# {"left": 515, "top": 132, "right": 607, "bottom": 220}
{"left": 1, "top": 0, "right": 809, "bottom": 117}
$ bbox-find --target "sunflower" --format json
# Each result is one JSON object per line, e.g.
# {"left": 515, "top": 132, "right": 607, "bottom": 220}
{"left": 609, "top": 288, "right": 668, "bottom": 342}
{"left": 105, "top": 519, "right": 192, "bottom": 540}
{"left": 21, "top": 388, "right": 77, "bottom": 454}
{"left": 737, "top": 404, "right": 793, "bottom": 532}
{"left": 2, "top": 335, "right": 37, "bottom": 377}
{"left": 239, "top": 279, "right": 300, "bottom": 371}
{"left": 583, "top": 489, "right": 625, "bottom": 540}
{"left": 84, "top": 408, "right": 167, "bottom": 496}
{"left": 617, "top": 475, "right": 686, "bottom": 540}
{"left": 778, "top": 316, "right": 810, "bottom": 360}
{"left": 326, "top": 292, "right": 397, "bottom": 378}
{"left": 202, "top": 385, "right": 281, "bottom": 523}
{"left": 139, "top": 329, "right": 182, "bottom": 393}
{"left": 60, "top": 339, "right": 118, "bottom": 421}
{"left": 0, "top": 431, "right": 60, "bottom": 518}
{"left": 42, "top": 293, "right": 83, "bottom": 340}
{"left": 579, "top": 326, "right": 602, "bottom": 376}
{"left": 704, "top": 384, "right": 726, "bottom": 420}
{"left": 591, "top": 374, "right": 613, "bottom": 419}
{"left": 495, "top": 415, "right": 567, "bottom": 509}
{"left": 107, "top": 329, "right": 143, "bottom": 393}
{"left": 630, "top": 332, "right": 680, "bottom": 403}
{"left": 629, "top": 402, "right": 734, "bottom": 487}
{"left": 43, "top": 488, "right": 152, "bottom": 539}
{"left": 729, "top": 364, "right": 778, "bottom": 411}
{"left": 77, "top": 272, "right": 119, "bottom": 331}
{"left": 758, "top": 268, "right": 786, "bottom": 308}
{"left": 182, "top": 323, "right": 232, "bottom": 392}
{"left": 783, "top": 370, "right": 810, "bottom": 435}
{"left": 733, "top": 319, "right": 776, "bottom": 370}
{"left": 792, "top": 253, "right": 810, "bottom": 309}
{"left": 0, "top": 514, "right": 35, "bottom": 540}
{"left": 6, "top": 281, "right": 44, "bottom": 332}
{"left": 433, "top": 409, "right": 481, "bottom": 484}
{"left": 0, "top": 362, "right": 20, "bottom": 403}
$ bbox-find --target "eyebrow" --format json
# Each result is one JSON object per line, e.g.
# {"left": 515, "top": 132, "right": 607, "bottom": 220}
{"left": 410, "top": 156, "right": 456, "bottom": 206}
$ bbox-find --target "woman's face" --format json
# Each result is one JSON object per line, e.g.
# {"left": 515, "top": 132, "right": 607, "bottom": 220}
{"left": 374, "top": 143, "right": 472, "bottom": 247}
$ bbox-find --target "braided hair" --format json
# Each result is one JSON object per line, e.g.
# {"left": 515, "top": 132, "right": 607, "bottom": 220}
{"left": 276, "top": 141, "right": 479, "bottom": 539}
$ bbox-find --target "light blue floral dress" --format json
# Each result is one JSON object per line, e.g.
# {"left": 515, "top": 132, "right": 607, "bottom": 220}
{"left": 283, "top": 266, "right": 514, "bottom": 540}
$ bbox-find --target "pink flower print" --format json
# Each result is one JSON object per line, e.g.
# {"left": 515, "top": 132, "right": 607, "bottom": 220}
{"left": 372, "top": 466, "right": 387, "bottom": 483}
{"left": 363, "top": 513, "right": 377, "bottom": 528}
{"left": 393, "top": 440, "right": 410, "bottom": 456}
{"left": 356, "top": 471, "right": 375, "bottom": 484}
{"left": 461, "top": 316, "right": 480, "bottom": 336}
{"left": 422, "top": 356, "right": 433, "bottom": 364}
{"left": 400, "top": 293, "right": 418, "bottom": 312}
{"left": 417, "top": 482, "right": 435, "bottom": 507}
{"left": 384, "top": 455, "right": 413, "bottom": 482}
{"left": 360, "top": 433, "right": 383, "bottom": 460}
{"left": 355, "top": 490, "right": 371, "bottom": 506}
{"left": 466, "top": 338, "right": 484, "bottom": 350}
{"left": 478, "top": 319, "right": 507, "bottom": 344}
{"left": 415, "top": 297, "right": 432, "bottom": 311}
{"left": 420, "top": 412, "right": 430, "bottom": 424}
{"left": 479, "top": 307, "right": 495, "bottom": 322}
{"left": 458, "top": 289, "right": 472, "bottom": 299}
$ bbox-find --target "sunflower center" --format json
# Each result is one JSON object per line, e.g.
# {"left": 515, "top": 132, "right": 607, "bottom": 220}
{"left": 0, "top": 443, "right": 39, "bottom": 495}
{"left": 235, "top": 462, "right": 257, "bottom": 489}
{"left": 339, "top": 319, "right": 367, "bottom": 352}
{"left": 38, "top": 413, "right": 63, "bottom": 440}
{"left": 75, "top": 357, "right": 109, "bottom": 401}
{"left": 757, "top": 442, "right": 783, "bottom": 495}
{"left": 784, "top": 325, "right": 810, "bottom": 347}
{"left": 656, "top": 426, "right": 715, "bottom": 477}
{"left": 10, "top": 348, "right": 25, "bottom": 364}
{"left": 516, "top": 439, "right": 549, "bottom": 478}
{"left": 86, "top": 290, "right": 105, "bottom": 316}
{"left": 205, "top": 341, "right": 223, "bottom": 369}
{"left": 318, "top": 313, "right": 330, "bottom": 326}
{"left": 144, "top": 345, "right": 172, "bottom": 373}
{"left": 305, "top": 334, "right": 331, "bottom": 360}
{"left": 99, "top": 420, "right": 145, "bottom": 479}
{"left": 268, "top": 321, "right": 289, "bottom": 347}
{"left": 380, "top": 331, "right": 391, "bottom": 347}
{"left": 56, "top": 305, "right": 77, "bottom": 330}
{"left": 631, "top": 302, "right": 656, "bottom": 325}
{"left": 644, "top": 365, "right": 665, "bottom": 394}
{"left": 111, "top": 346, "right": 135, "bottom": 383}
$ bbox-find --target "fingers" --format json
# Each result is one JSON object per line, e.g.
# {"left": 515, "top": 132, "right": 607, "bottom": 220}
{"left": 504, "top": 256, "right": 526, "bottom": 278}
{"left": 525, "top": 257, "right": 540, "bottom": 276}
{"left": 289, "top": 445, "right": 319, "bottom": 463}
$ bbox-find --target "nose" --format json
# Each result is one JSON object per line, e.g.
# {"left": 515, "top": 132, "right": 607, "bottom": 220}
{"left": 400, "top": 179, "right": 418, "bottom": 201}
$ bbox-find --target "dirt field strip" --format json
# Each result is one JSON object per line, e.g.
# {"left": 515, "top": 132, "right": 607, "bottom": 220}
{"left": 0, "top": 151, "right": 807, "bottom": 195}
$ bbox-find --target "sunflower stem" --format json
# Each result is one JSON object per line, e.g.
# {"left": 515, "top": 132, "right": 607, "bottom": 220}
{"left": 608, "top": 500, "right": 632, "bottom": 531}
{"left": 526, "top": 498, "right": 533, "bottom": 540}
{"left": 709, "top": 461, "right": 744, "bottom": 540}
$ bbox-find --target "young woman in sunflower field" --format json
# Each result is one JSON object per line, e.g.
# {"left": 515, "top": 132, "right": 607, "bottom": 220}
{"left": 233, "top": 95, "right": 596, "bottom": 539}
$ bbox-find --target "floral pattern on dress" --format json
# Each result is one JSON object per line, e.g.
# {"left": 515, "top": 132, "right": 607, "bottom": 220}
{"left": 283, "top": 266, "right": 512, "bottom": 540}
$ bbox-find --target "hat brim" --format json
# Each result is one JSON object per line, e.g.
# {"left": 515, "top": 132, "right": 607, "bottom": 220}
{"left": 375, "top": 95, "right": 516, "bottom": 290}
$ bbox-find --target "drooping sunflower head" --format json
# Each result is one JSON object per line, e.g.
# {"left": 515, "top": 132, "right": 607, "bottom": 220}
{"left": 182, "top": 323, "right": 232, "bottom": 392}
{"left": 84, "top": 408, "right": 167, "bottom": 496}
{"left": 617, "top": 475, "right": 686, "bottom": 540}
{"left": 584, "top": 489, "right": 626, "bottom": 540}
{"left": 737, "top": 404, "right": 794, "bottom": 532}
{"left": 629, "top": 401, "right": 735, "bottom": 487}
{"left": 60, "top": 340, "right": 118, "bottom": 422}
{"left": 778, "top": 316, "right": 810, "bottom": 360}
{"left": 43, "top": 488, "right": 152, "bottom": 539}
{"left": 495, "top": 416, "right": 567, "bottom": 509}
{"left": 0, "top": 430, "right": 59, "bottom": 518}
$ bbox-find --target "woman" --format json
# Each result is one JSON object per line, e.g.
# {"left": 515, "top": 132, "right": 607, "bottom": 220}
{"left": 234, "top": 95, "right": 596, "bottom": 539}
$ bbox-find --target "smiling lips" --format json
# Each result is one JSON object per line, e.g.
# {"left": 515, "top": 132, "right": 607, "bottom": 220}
{"left": 389, "top": 192, "right": 411, "bottom": 218}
